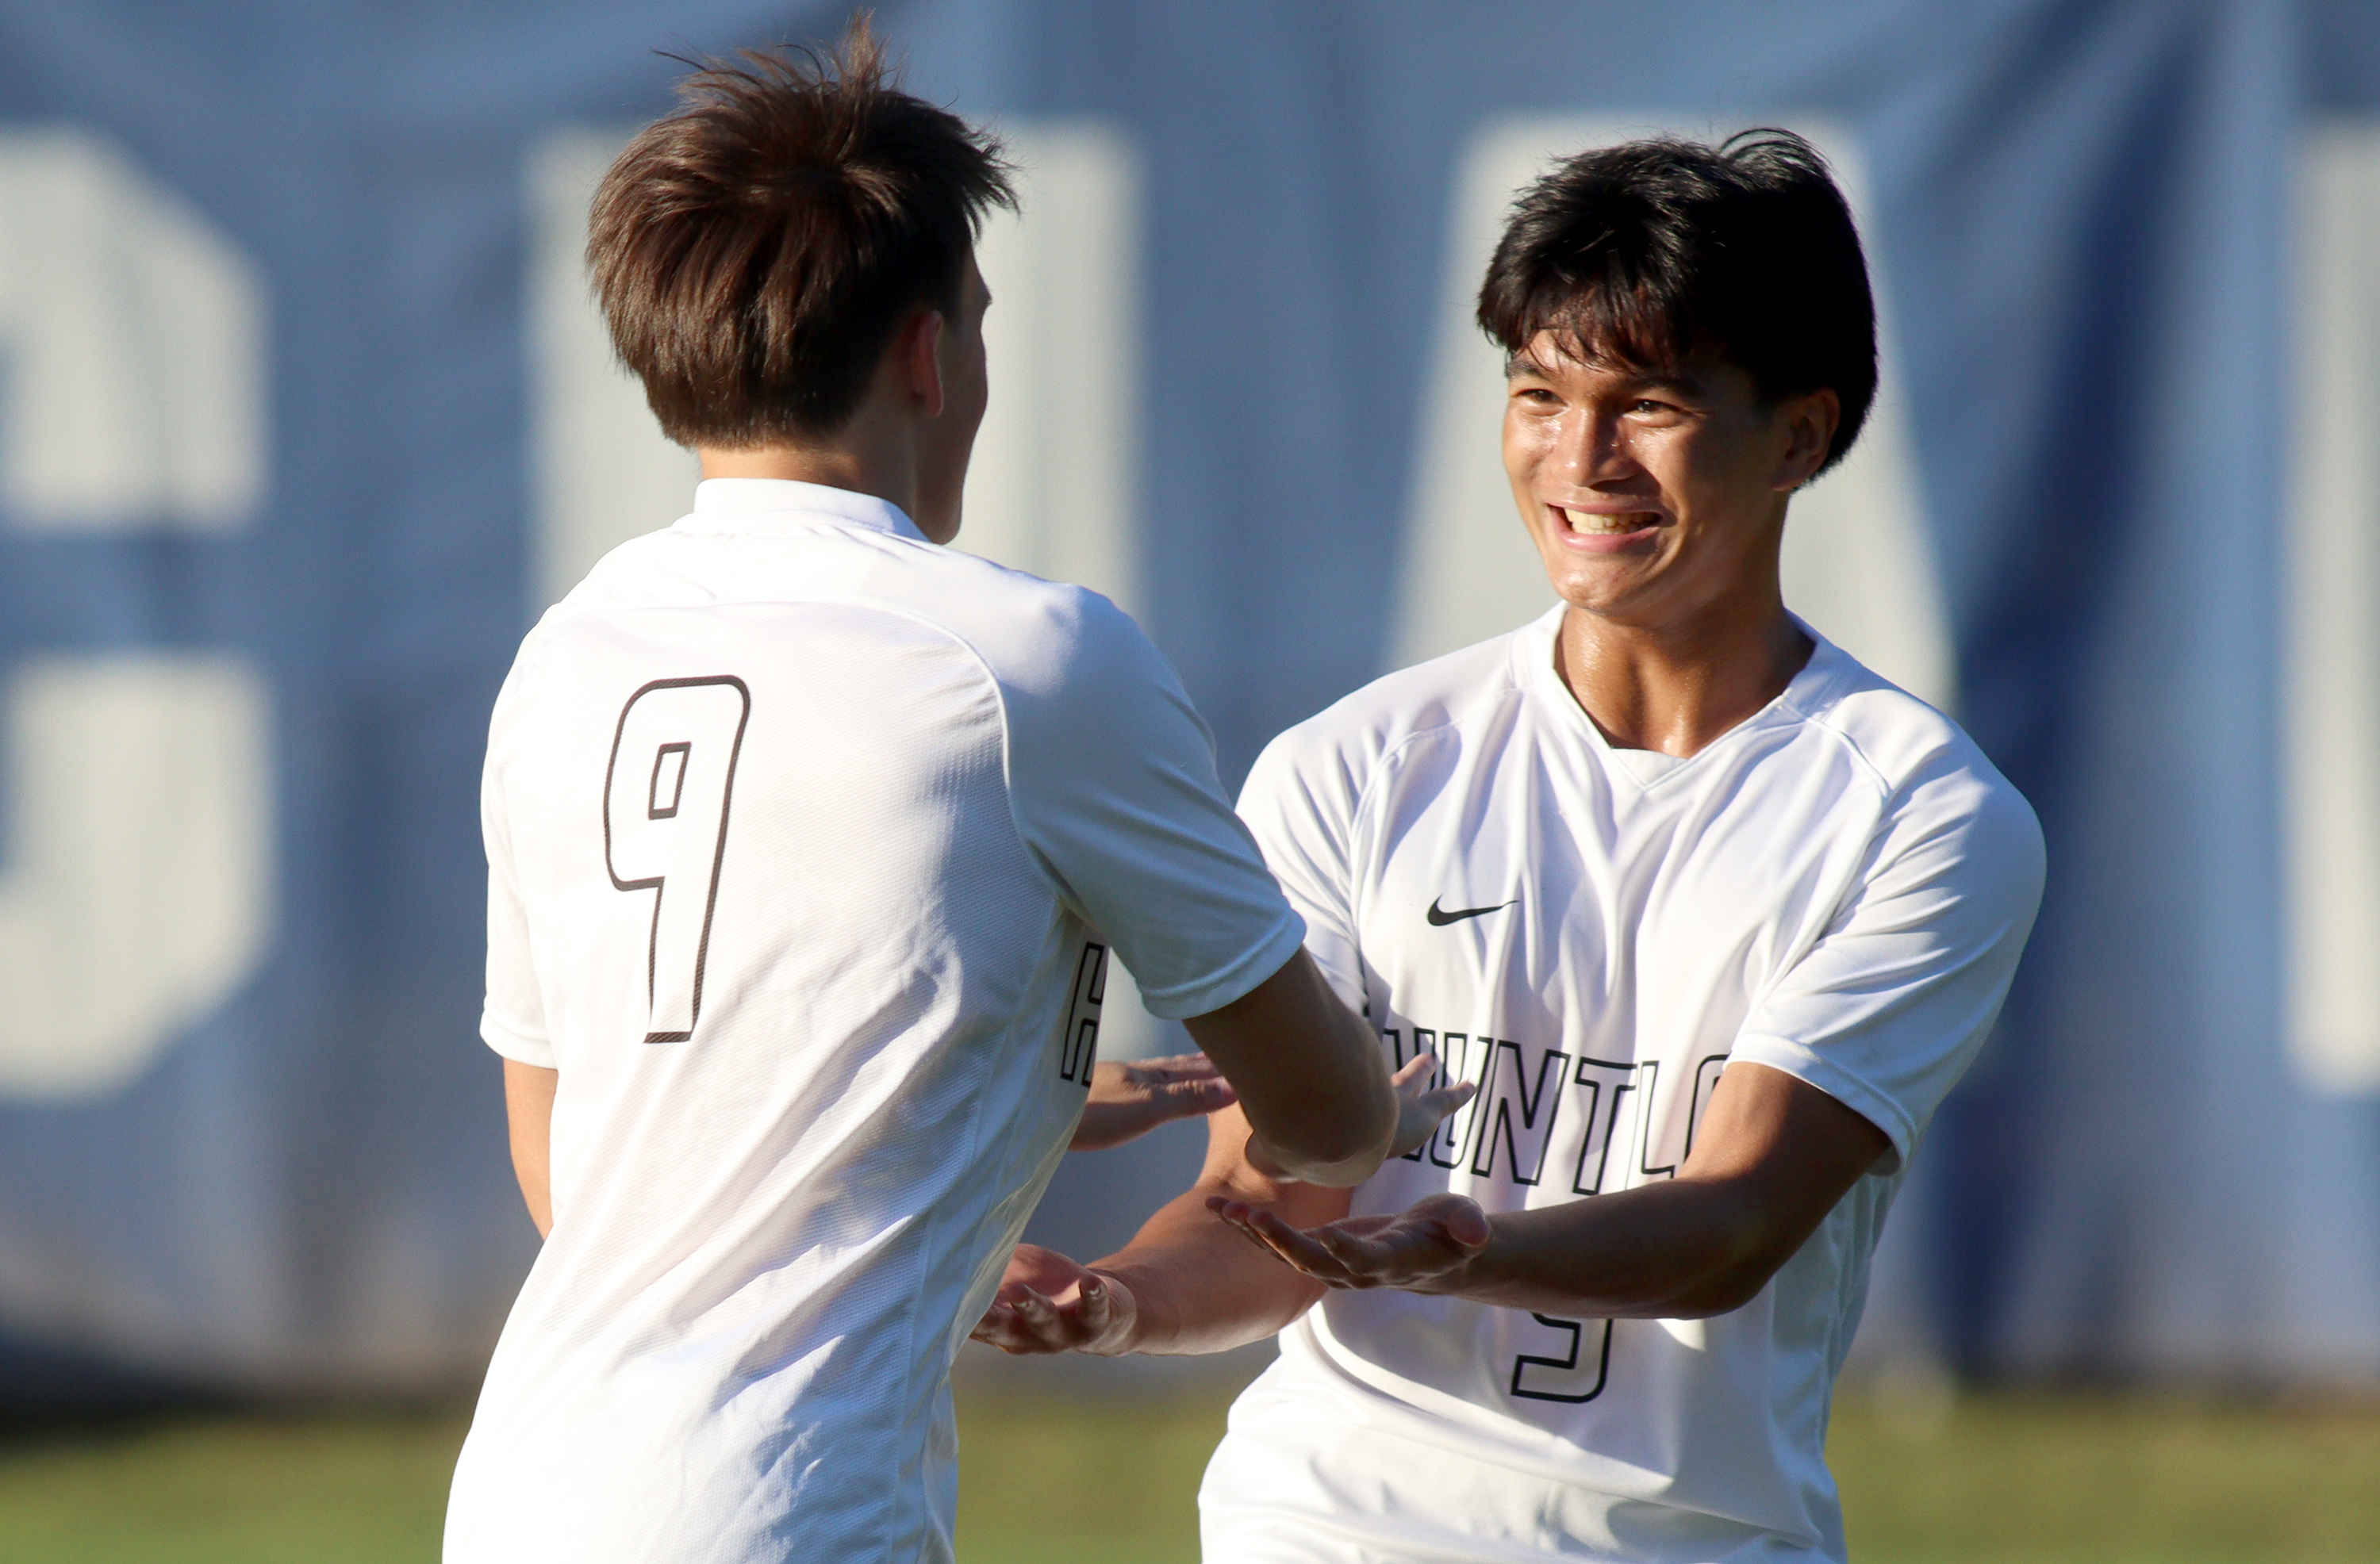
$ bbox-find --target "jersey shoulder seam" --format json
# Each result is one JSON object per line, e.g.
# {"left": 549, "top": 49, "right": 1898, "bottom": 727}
{"left": 1771, "top": 688, "right": 1902, "bottom": 803}
{"left": 1342, "top": 675, "right": 1526, "bottom": 893}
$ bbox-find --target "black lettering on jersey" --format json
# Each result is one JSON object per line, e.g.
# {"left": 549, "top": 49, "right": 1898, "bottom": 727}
{"left": 1381, "top": 1020, "right": 1733, "bottom": 1192}
{"left": 1571, "top": 1056, "right": 1637, "bottom": 1195}
{"left": 1470, "top": 1041, "right": 1570, "bottom": 1185}
{"left": 1383, "top": 1029, "right": 1423, "bottom": 1161}
{"left": 1565, "top": 1051, "right": 1733, "bottom": 1193}
{"left": 1426, "top": 1031, "right": 1490, "bottom": 1170}
{"left": 1684, "top": 1053, "right": 1729, "bottom": 1162}
{"left": 1057, "top": 941, "right": 1106, "bottom": 1086}
{"left": 1633, "top": 1060, "right": 1676, "bottom": 1180}
{"left": 1510, "top": 1313, "right": 1614, "bottom": 1404}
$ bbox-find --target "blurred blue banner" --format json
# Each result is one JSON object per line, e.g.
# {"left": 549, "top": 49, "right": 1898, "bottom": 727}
{"left": 2, "top": 0, "right": 2378, "bottom": 1400}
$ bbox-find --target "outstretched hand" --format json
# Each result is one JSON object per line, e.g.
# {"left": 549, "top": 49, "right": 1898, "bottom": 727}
{"left": 1207, "top": 1190, "right": 1492, "bottom": 1294}
{"left": 1071, "top": 1053, "right": 1238, "bottom": 1151}
{"left": 969, "top": 1243, "right": 1140, "bottom": 1355}
{"left": 1386, "top": 1053, "right": 1476, "bottom": 1161}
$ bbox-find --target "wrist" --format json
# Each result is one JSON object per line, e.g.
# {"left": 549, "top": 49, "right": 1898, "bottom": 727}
{"left": 1084, "top": 1261, "right": 1161, "bottom": 1355}
{"left": 1420, "top": 1209, "right": 1502, "bottom": 1300}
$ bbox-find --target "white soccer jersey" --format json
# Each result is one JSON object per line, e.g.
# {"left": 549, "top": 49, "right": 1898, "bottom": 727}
{"left": 1203, "top": 606, "right": 2043, "bottom": 1564}
{"left": 444, "top": 480, "right": 1304, "bottom": 1564}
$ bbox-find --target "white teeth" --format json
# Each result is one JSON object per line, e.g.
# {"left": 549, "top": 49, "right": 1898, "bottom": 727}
{"left": 1559, "top": 508, "right": 1649, "bottom": 535}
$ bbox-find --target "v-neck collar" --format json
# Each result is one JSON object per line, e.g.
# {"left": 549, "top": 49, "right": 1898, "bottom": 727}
{"left": 1511, "top": 605, "right": 1849, "bottom": 790}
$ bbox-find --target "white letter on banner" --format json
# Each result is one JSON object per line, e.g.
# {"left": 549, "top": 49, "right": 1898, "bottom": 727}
{"left": 0, "top": 128, "right": 275, "bottom": 1100}
{"left": 2285, "top": 123, "right": 2380, "bottom": 1095}
{"left": 962, "top": 121, "right": 1163, "bottom": 1060}
{"left": 959, "top": 122, "right": 1146, "bottom": 621}
{"left": 0, "top": 658, "right": 272, "bottom": 1098}
{"left": 0, "top": 128, "right": 266, "bottom": 529}
{"left": 524, "top": 128, "right": 701, "bottom": 611}
{"left": 1389, "top": 117, "right": 1956, "bottom": 712}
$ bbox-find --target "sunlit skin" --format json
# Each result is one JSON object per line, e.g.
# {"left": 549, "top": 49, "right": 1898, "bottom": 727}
{"left": 1506, "top": 331, "right": 1837, "bottom": 756}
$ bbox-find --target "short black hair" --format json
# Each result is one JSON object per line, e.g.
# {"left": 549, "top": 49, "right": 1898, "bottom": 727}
{"left": 588, "top": 16, "right": 1016, "bottom": 446}
{"left": 1476, "top": 129, "right": 1877, "bottom": 473}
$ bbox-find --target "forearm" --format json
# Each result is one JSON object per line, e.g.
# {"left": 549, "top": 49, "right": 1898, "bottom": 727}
{"left": 1096, "top": 1183, "right": 1331, "bottom": 1355}
{"left": 1184, "top": 952, "right": 1396, "bottom": 1187}
{"left": 503, "top": 1060, "right": 557, "bottom": 1238}
{"left": 1443, "top": 1177, "right": 1789, "bottom": 1318}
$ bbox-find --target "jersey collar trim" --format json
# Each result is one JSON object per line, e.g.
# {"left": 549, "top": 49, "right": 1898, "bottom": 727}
{"left": 683, "top": 478, "right": 927, "bottom": 541}
{"left": 1514, "top": 606, "right": 1857, "bottom": 788}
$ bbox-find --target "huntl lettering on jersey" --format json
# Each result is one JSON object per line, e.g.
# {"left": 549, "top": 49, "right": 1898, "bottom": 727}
{"left": 1385, "top": 1024, "right": 1727, "bottom": 1192}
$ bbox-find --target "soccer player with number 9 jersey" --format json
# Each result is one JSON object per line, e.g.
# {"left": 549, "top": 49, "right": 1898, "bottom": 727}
{"left": 974, "top": 132, "right": 2045, "bottom": 1564}
{"left": 442, "top": 24, "right": 1468, "bottom": 1564}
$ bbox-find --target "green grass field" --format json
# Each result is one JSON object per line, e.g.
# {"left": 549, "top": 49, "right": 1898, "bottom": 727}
{"left": 0, "top": 1382, "right": 2374, "bottom": 1562}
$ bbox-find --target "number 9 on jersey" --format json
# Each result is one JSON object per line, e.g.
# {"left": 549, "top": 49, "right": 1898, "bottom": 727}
{"left": 604, "top": 676, "right": 751, "bottom": 1044}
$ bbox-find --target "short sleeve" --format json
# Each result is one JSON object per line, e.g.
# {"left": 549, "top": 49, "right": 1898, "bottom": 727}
{"left": 481, "top": 698, "right": 555, "bottom": 1068}
{"left": 1235, "top": 723, "right": 1369, "bottom": 1014}
{"left": 1726, "top": 767, "right": 2045, "bottom": 1173}
{"left": 1001, "top": 592, "right": 1305, "bottom": 1021}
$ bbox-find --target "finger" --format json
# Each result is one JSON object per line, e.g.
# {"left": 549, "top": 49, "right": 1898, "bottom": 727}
{"left": 1386, "top": 1074, "right": 1477, "bottom": 1160}
{"left": 1207, "top": 1197, "right": 1288, "bottom": 1259}
{"left": 1242, "top": 1206, "right": 1358, "bottom": 1284}
{"left": 1315, "top": 1223, "right": 1392, "bottom": 1267}
{"left": 1390, "top": 1052, "right": 1439, "bottom": 1087}
{"left": 1073, "top": 1275, "right": 1113, "bottom": 1336}
{"left": 1159, "top": 1077, "right": 1238, "bottom": 1114}
{"left": 1132, "top": 1052, "right": 1222, "bottom": 1083}
{"left": 1209, "top": 1198, "right": 1321, "bottom": 1272}
{"left": 1435, "top": 1196, "right": 1492, "bottom": 1251}
{"left": 973, "top": 1298, "right": 1054, "bottom": 1354}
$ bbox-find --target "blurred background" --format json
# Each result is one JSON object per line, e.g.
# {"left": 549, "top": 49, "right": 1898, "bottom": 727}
{"left": 2, "top": 0, "right": 2378, "bottom": 1559}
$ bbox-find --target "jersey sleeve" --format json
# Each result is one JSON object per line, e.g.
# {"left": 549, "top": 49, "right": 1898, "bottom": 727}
{"left": 1235, "top": 721, "right": 1370, "bottom": 1014}
{"left": 1726, "top": 766, "right": 2045, "bottom": 1172}
{"left": 1000, "top": 591, "right": 1305, "bottom": 1021}
{"left": 480, "top": 684, "right": 555, "bottom": 1068}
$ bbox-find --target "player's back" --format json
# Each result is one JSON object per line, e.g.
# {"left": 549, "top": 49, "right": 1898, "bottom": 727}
{"left": 447, "top": 481, "right": 1134, "bottom": 1562}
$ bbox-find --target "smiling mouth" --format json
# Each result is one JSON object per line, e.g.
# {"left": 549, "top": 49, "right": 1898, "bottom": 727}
{"left": 1552, "top": 505, "right": 1660, "bottom": 535}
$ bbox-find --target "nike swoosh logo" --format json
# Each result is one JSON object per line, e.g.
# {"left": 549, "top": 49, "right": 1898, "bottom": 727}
{"left": 1426, "top": 896, "right": 1515, "bottom": 927}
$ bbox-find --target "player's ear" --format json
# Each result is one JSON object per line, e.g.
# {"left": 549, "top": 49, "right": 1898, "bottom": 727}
{"left": 1774, "top": 387, "right": 1838, "bottom": 492}
{"left": 899, "top": 306, "right": 948, "bottom": 420}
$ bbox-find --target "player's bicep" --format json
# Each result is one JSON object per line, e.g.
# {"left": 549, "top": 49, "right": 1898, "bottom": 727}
{"left": 1678, "top": 1061, "right": 1891, "bottom": 1189}
{"left": 1671, "top": 1061, "right": 1891, "bottom": 1295}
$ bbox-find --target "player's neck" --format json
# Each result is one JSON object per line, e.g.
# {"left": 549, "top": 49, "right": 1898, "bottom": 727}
{"left": 1553, "top": 589, "right": 1811, "bottom": 759}
{"left": 694, "top": 374, "right": 963, "bottom": 541}
{"left": 697, "top": 428, "right": 919, "bottom": 523}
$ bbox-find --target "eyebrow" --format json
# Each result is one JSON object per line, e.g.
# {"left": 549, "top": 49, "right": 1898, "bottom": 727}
{"left": 1503, "top": 352, "right": 1706, "bottom": 397}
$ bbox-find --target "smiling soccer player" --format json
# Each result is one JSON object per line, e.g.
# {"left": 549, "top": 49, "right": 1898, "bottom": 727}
{"left": 974, "top": 132, "right": 2046, "bottom": 1564}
